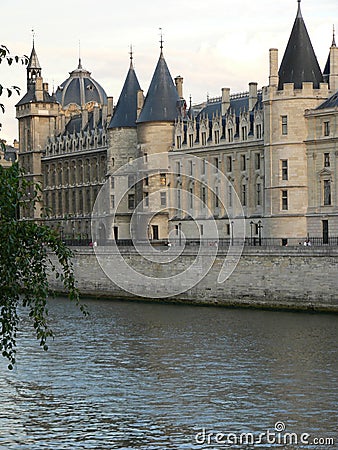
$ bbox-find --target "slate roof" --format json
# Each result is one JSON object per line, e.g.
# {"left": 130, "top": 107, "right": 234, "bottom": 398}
{"left": 16, "top": 85, "right": 57, "bottom": 106}
{"left": 278, "top": 2, "right": 323, "bottom": 90}
{"left": 316, "top": 90, "right": 338, "bottom": 110}
{"left": 197, "top": 92, "right": 262, "bottom": 120}
{"left": 108, "top": 60, "right": 141, "bottom": 128}
{"left": 55, "top": 59, "right": 108, "bottom": 109}
{"left": 137, "top": 51, "right": 180, "bottom": 123}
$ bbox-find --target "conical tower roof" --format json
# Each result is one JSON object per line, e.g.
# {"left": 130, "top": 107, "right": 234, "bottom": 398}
{"left": 278, "top": 0, "right": 323, "bottom": 90}
{"left": 137, "top": 50, "right": 180, "bottom": 123}
{"left": 108, "top": 56, "right": 141, "bottom": 128}
{"left": 27, "top": 43, "right": 41, "bottom": 70}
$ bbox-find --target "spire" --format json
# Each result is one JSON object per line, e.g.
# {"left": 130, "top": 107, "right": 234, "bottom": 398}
{"left": 27, "top": 36, "right": 41, "bottom": 88}
{"left": 333, "top": 25, "right": 336, "bottom": 47}
{"left": 159, "top": 28, "right": 163, "bottom": 57}
{"left": 108, "top": 54, "right": 141, "bottom": 128}
{"left": 129, "top": 44, "right": 133, "bottom": 69}
{"left": 278, "top": 0, "right": 323, "bottom": 90}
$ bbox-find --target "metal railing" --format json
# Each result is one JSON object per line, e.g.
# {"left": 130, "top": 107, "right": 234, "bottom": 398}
{"left": 63, "top": 237, "right": 338, "bottom": 247}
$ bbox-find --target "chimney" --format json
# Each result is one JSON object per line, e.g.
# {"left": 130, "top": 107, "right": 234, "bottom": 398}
{"left": 249, "top": 82, "right": 258, "bottom": 110}
{"left": 82, "top": 108, "right": 89, "bottom": 129}
{"left": 175, "top": 76, "right": 184, "bottom": 98}
{"left": 137, "top": 90, "right": 144, "bottom": 119}
{"left": 221, "top": 88, "right": 230, "bottom": 116}
{"left": 329, "top": 44, "right": 338, "bottom": 92}
{"left": 93, "top": 103, "right": 99, "bottom": 127}
{"left": 107, "top": 96, "right": 114, "bottom": 119}
{"left": 35, "top": 77, "right": 43, "bottom": 101}
{"left": 269, "top": 48, "right": 279, "bottom": 87}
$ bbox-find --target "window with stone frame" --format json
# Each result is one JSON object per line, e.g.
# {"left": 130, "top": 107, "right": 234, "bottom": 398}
{"left": 281, "top": 115, "right": 288, "bottom": 135}
{"left": 324, "top": 153, "right": 330, "bottom": 168}
{"left": 323, "top": 180, "right": 331, "bottom": 206}
{"left": 282, "top": 160, "right": 288, "bottom": 180}
{"left": 226, "top": 155, "right": 232, "bottom": 172}
{"left": 281, "top": 190, "right": 288, "bottom": 210}
{"left": 323, "top": 121, "right": 330, "bottom": 137}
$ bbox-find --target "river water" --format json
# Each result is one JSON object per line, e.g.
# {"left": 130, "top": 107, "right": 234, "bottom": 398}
{"left": 0, "top": 298, "right": 336, "bottom": 449}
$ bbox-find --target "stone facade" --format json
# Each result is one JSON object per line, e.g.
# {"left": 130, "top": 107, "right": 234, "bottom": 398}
{"left": 16, "top": 3, "right": 338, "bottom": 244}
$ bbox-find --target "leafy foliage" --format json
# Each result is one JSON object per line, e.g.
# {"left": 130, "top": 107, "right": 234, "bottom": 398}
{"left": 0, "top": 44, "right": 28, "bottom": 129}
{"left": 0, "top": 163, "right": 87, "bottom": 370}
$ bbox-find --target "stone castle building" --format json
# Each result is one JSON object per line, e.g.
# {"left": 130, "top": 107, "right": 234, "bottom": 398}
{"left": 16, "top": 1, "right": 337, "bottom": 244}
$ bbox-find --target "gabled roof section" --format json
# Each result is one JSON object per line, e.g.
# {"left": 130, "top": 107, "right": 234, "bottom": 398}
{"left": 316, "top": 90, "right": 338, "bottom": 109}
{"left": 108, "top": 58, "right": 141, "bottom": 128}
{"left": 278, "top": 1, "right": 323, "bottom": 90}
{"left": 137, "top": 51, "right": 180, "bottom": 123}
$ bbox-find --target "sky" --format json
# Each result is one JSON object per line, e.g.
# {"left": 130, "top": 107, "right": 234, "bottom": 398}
{"left": 1, "top": 0, "right": 336, "bottom": 143}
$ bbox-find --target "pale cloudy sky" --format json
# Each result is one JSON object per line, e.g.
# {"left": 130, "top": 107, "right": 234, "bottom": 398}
{"left": 1, "top": 0, "right": 336, "bottom": 143}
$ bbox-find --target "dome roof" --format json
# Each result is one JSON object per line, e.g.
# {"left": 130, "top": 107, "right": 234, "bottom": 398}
{"left": 55, "top": 59, "right": 107, "bottom": 109}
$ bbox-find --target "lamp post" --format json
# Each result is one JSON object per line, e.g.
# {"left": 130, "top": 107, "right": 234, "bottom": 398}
{"left": 258, "top": 220, "right": 263, "bottom": 246}
{"left": 250, "top": 221, "right": 254, "bottom": 246}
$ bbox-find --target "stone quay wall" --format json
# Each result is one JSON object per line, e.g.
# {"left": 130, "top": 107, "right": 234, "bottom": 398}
{"left": 49, "top": 246, "right": 338, "bottom": 312}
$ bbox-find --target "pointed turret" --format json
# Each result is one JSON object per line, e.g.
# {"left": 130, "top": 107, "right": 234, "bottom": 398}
{"left": 278, "top": 0, "right": 323, "bottom": 90}
{"left": 27, "top": 42, "right": 41, "bottom": 88}
{"left": 108, "top": 50, "right": 141, "bottom": 128}
{"left": 137, "top": 47, "right": 180, "bottom": 123}
{"left": 323, "top": 26, "right": 338, "bottom": 90}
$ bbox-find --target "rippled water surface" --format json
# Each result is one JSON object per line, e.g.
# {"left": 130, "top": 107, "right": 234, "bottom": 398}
{"left": 0, "top": 298, "right": 337, "bottom": 449}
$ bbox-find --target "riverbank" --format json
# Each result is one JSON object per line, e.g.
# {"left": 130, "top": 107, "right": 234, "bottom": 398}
{"left": 49, "top": 246, "right": 338, "bottom": 312}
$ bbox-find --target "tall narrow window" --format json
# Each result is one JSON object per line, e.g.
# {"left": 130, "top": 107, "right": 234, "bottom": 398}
{"left": 202, "top": 159, "right": 206, "bottom": 175}
{"left": 282, "top": 160, "right": 288, "bottom": 180}
{"left": 323, "top": 180, "right": 331, "bottom": 206}
{"left": 323, "top": 121, "right": 330, "bottom": 137}
{"left": 281, "top": 116, "right": 288, "bottom": 135}
{"left": 324, "top": 153, "right": 330, "bottom": 168}
{"left": 242, "top": 184, "right": 246, "bottom": 206}
{"left": 228, "top": 128, "right": 233, "bottom": 142}
{"left": 201, "top": 131, "right": 207, "bottom": 146}
{"left": 226, "top": 156, "right": 232, "bottom": 172}
{"left": 256, "top": 124, "right": 262, "bottom": 139}
{"left": 241, "top": 154, "right": 246, "bottom": 171}
{"left": 176, "top": 135, "right": 182, "bottom": 149}
{"left": 128, "top": 194, "right": 135, "bottom": 210}
{"left": 255, "top": 153, "right": 261, "bottom": 170}
{"left": 201, "top": 186, "right": 206, "bottom": 206}
{"left": 189, "top": 134, "right": 194, "bottom": 147}
{"left": 242, "top": 126, "right": 247, "bottom": 141}
{"left": 160, "top": 192, "right": 166, "bottom": 207}
{"left": 215, "top": 186, "right": 219, "bottom": 208}
{"left": 256, "top": 183, "right": 261, "bottom": 206}
{"left": 214, "top": 130, "right": 220, "bottom": 144}
{"left": 282, "top": 190, "right": 288, "bottom": 210}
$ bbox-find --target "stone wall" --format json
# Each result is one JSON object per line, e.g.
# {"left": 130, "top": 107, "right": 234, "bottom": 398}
{"left": 49, "top": 246, "right": 338, "bottom": 312}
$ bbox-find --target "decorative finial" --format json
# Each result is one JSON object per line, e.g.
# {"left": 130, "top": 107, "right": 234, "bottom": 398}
{"left": 78, "top": 40, "right": 82, "bottom": 69}
{"left": 129, "top": 44, "right": 133, "bottom": 67}
{"left": 159, "top": 27, "right": 163, "bottom": 55}
{"left": 333, "top": 25, "right": 336, "bottom": 47}
{"left": 31, "top": 28, "right": 35, "bottom": 46}
{"left": 297, "top": 0, "right": 302, "bottom": 19}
